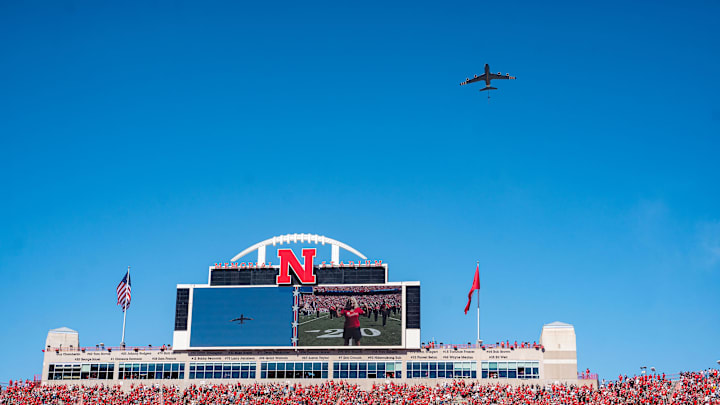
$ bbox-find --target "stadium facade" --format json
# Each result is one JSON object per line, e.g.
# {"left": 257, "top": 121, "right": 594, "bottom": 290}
{"left": 41, "top": 234, "right": 594, "bottom": 389}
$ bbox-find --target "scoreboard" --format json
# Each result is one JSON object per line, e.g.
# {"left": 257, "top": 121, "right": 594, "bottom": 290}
{"left": 174, "top": 282, "right": 418, "bottom": 350}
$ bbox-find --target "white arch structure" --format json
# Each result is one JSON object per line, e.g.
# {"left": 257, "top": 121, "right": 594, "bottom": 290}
{"left": 230, "top": 233, "right": 367, "bottom": 264}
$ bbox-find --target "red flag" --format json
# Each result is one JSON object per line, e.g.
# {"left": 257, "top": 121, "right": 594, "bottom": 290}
{"left": 464, "top": 263, "right": 480, "bottom": 314}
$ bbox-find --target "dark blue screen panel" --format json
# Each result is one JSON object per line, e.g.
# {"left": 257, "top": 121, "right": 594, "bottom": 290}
{"left": 190, "top": 287, "right": 293, "bottom": 347}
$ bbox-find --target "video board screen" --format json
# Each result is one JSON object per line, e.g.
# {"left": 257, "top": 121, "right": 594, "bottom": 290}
{"left": 187, "top": 285, "right": 403, "bottom": 348}
{"left": 190, "top": 287, "right": 292, "bottom": 347}
{"left": 297, "top": 285, "right": 403, "bottom": 347}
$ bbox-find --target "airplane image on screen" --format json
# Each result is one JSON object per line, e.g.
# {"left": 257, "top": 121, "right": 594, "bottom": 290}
{"left": 460, "top": 64, "right": 516, "bottom": 92}
{"left": 229, "top": 314, "right": 254, "bottom": 325}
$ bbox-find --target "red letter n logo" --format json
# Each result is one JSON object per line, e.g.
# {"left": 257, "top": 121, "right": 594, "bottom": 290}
{"left": 277, "top": 248, "right": 317, "bottom": 284}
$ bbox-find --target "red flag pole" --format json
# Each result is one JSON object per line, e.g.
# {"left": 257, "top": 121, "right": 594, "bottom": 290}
{"left": 476, "top": 261, "right": 480, "bottom": 344}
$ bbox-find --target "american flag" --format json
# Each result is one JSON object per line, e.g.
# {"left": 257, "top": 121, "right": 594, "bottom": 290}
{"left": 116, "top": 270, "right": 131, "bottom": 311}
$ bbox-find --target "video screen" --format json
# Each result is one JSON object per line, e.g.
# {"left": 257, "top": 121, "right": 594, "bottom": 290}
{"left": 297, "top": 285, "right": 403, "bottom": 347}
{"left": 190, "top": 287, "right": 293, "bottom": 347}
{"left": 188, "top": 285, "right": 404, "bottom": 348}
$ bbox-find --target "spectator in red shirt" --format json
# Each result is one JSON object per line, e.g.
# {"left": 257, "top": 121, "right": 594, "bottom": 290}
{"left": 340, "top": 297, "right": 364, "bottom": 346}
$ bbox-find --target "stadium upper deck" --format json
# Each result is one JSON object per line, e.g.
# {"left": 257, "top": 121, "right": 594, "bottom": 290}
{"left": 40, "top": 234, "right": 593, "bottom": 389}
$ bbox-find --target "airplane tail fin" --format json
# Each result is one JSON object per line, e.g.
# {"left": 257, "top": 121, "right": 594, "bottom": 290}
{"left": 479, "top": 86, "right": 497, "bottom": 92}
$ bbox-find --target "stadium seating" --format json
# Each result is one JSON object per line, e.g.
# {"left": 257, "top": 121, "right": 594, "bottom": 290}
{"left": 1, "top": 369, "right": 718, "bottom": 404}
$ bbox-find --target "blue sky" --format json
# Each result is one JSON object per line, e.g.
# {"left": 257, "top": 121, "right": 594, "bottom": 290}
{"left": 1, "top": 0, "right": 719, "bottom": 383}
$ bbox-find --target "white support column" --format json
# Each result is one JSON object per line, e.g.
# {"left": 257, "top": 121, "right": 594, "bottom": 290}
{"left": 331, "top": 244, "right": 340, "bottom": 263}
{"left": 258, "top": 246, "right": 266, "bottom": 265}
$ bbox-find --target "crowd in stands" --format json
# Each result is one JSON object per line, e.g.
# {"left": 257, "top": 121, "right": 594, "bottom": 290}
{"left": 1, "top": 369, "right": 717, "bottom": 404}
{"left": 421, "top": 340, "right": 544, "bottom": 350}
{"left": 671, "top": 370, "right": 720, "bottom": 404}
{"left": 313, "top": 286, "right": 400, "bottom": 294}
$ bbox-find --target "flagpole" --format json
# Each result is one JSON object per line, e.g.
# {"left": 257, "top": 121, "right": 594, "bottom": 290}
{"left": 121, "top": 266, "right": 129, "bottom": 347}
{"left": 121, "top": 308, "right": 127, "bottom": 346}
{"left": 476, "top": 261, "right": 480, "bottom": 344}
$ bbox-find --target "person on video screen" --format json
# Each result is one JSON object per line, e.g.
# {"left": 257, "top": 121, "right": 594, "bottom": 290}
{"left": 381, "top": 300, "right": 390, "bottom": 327}
{"left": 341, "top": 297, "right": 364, "bottom": 346}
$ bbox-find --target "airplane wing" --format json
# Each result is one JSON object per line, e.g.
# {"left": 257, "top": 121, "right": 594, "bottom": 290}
{"left": 488, "top": 73, "right": 516, "bottom": 80}
{"left": 459, "top": 74, "right": 487, "bottom": 86}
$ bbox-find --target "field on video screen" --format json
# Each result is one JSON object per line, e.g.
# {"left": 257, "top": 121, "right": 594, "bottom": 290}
{"left": 296, "top": 285, "right": 403, "bottom": 347}
{"left": 297, "top": 311, "right": 402, "bottom": 346}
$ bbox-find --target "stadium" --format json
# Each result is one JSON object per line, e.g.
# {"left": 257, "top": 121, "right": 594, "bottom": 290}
{"left": 37, "top": 234, "right": 587, "bottom": 390}
{"left": 0, "top": 234, "right": 716, "bottom": 403}
{"left": 4, "top": 0, "right": 719, "bottom": 401}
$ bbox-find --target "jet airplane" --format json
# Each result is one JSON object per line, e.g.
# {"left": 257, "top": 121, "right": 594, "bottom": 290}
{"left": 460, "top": 64, "right": 516, "bottom": 92}
{"left": 230, "top": 314, "right": 254, "bottom": 325}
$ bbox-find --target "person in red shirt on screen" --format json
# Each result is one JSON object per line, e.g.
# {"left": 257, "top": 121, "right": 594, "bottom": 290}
{"left": 340, "top": 297, "right": 364, "bottom": 346}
